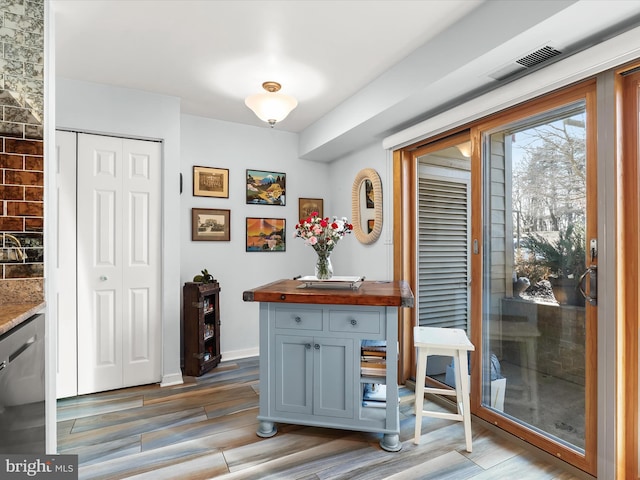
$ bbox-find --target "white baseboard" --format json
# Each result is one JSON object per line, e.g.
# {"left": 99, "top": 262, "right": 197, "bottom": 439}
{"left": 221, "top": 347, "right": 259, "bottom": 361}
{"left": 160, "top": 372, "right": 184, "bottom": 387}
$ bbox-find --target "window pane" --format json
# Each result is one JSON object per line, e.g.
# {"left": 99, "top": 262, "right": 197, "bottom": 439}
{"left": 482, "top": 103, "right": 587, "bottom": 451}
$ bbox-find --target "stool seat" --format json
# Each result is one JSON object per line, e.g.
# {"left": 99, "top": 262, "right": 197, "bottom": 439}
{"left": 413, "top": 326, "right": 475, "bottom": 452}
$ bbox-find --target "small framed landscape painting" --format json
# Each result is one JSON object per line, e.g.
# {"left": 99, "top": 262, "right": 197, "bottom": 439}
{"left": 367, "top": 219, "right": 375, "bottom": 233}
{"left": 298, "top": 198, "right": 324, "bottom": 220}
{"left": 246, "top": 169, "right": 286, "bottom": 205}
{"left": 192, "top": 208, "right": 231, "bottom": 241}
{"left": 193, "top": 166, "right": 229, "bottom": 198}
{"left": 246, "top": 217, "right": 286, "bottom": 252}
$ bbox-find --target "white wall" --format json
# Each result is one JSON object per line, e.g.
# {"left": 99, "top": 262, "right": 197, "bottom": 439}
{"left": 180, "top": 115, "right": 332, "bottom": 359}
{"left": 179, "top": 117, "right": 396, "bottom": 359}
{"left": 56, "top": 77, "right": 183, "bottom": 386}
{"left": 328, "top": 142, "right": 392, "bottom": 282}
{"left": 55, "top": 78, "right": 396, "bottom": 376}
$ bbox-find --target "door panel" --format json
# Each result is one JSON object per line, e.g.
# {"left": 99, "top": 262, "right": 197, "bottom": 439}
{"left": 275, "top": 334, "right": 313, "bottom": 414}
{"left": 474, "top": 83, "right": 597, "bottom": 475}
{"left": 95, "top": 289, "right": 117, "bottom": 365}
{"left": 121, "top": 139, "right": 161, "bottom": 385}
{"left": 55, "top": 131, "right": 77, "bottom": 399}
{"left": 78, "top": 134, "right": 123, "bottom": 394}
{"left": 618, "top": 67, "right": 640, "bottom": 478}
{"left": 314, "top": 337, "right": 353, "bottom": 418}
{"left": 77, "top": 133, "right": 161, "bottom": 395}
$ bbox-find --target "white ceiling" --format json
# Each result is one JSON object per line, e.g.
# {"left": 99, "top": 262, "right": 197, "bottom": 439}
{"left": 52, "top": 0, "right": 640, "bottom": 160}
{"left": 52, "top": 0, "right": 482, "bottom": 131}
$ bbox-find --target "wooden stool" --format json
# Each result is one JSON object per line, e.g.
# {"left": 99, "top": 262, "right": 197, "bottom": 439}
{"left": 413, "top": 326, "right": 475, "bottom": 452}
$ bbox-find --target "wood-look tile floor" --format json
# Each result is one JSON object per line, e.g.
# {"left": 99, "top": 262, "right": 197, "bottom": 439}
{"left": 57, "top": 357, "right": 590, "bottom": 480}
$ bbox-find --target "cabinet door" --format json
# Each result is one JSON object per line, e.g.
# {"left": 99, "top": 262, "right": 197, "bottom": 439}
{"left": 314, "top": 337, "right": 354, "bottom": 419}
{"left": 275, "top": 335, "right": 313, "bottom": 414}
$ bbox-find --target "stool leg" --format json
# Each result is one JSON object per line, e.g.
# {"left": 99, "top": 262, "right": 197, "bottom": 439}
{"left": 457, "top": 349, "right": 472, "bottom": 452}
{"left": 414, "top": 348, "right": 427, "bottom": 444}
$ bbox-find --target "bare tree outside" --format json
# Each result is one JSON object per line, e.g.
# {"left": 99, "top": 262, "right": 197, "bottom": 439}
{"left": 513, "top": 115, "right": 586, "bottom": 233}
{"left": 512, "top": 112, "right": 587, "bottom": 301}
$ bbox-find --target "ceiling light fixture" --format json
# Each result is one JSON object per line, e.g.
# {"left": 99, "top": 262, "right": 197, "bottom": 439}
{"left": 244, "top": 81, "right": 298, "bottom": 127}
{"left": 456, "top": 141, "right": 472, "bottom": 158}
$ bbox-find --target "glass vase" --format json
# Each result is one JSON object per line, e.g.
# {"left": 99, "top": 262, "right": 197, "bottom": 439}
{"left": 315, "top": 251, "right": 333, "bottom": 280}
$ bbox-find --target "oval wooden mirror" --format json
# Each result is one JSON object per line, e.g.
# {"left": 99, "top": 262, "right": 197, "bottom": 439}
{"left": 351, "top": 168, "right": 382, "bottom": 244}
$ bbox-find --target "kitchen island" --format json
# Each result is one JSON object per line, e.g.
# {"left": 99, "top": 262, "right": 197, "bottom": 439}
{"left": 243, "top": 278, "right": 413, "bottom": 452}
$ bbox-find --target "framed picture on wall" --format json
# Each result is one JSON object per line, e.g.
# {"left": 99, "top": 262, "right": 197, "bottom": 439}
{"left": 192, "top": 208, "right": 231, "bottom": 241}
{"left": 246, "top": 169, "right": 286, "bottom": 205}
{"left": 365, "top": 179, "right": 374, "bottom": 208}
{"left": 246, "top": 217, "right": 286, "bottom": 252}
{"left": 193, "top": 166, "right": 229, "bottom": 198}
{"left": 298, "top": 198, "right": 324, "bottom": 220}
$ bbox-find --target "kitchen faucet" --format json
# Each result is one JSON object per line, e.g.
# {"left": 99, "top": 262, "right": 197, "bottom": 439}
{"left": 3, "top": 234, "right": 27, "bottom": 262}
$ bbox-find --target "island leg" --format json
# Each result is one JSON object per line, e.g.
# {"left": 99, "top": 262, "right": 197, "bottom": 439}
{"left": 380, "top": 433, "right": 402, "bottom": 452}
{"left": 256, "top": 420, "right": 277, "bottom": 438}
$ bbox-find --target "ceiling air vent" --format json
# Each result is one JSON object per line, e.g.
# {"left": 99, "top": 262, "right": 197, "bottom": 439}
{"left": 516, "top": 45, "right": 562, "bottom": 68}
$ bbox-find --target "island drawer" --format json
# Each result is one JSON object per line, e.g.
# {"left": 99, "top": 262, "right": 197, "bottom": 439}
{"left": 329, "top": 310, "right": 382, "bottom": 335}
{"left": 274, "top": 306, "right": 323, "bottom": 331}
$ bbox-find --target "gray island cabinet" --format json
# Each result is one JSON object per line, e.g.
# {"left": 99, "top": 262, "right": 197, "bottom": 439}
{"left": 243, "top": 279, "right": 414, "bottom": 452}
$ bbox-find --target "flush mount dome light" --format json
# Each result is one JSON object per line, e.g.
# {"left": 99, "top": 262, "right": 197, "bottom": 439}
{"left": 245, "top": 81, "right": 298, "bottom": 127}
{"left": 456, "top": 141, "right": 471, "bottom": 158}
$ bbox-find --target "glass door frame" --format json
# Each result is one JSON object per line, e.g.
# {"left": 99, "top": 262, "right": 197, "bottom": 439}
{"left": 393, "top": 80, "right": 598, "bottom": 475}
{"left": 617, "top": 63, "right": 640, "bottom": 478}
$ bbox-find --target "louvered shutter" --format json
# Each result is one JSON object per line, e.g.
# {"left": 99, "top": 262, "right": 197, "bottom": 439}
{"left": 418, "top": 176, "right": 470, "bottom": 330}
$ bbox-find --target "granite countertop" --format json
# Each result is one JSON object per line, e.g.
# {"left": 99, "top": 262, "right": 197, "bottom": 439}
{"left": 0, "top": 302, "right": 45, "bottom": 336}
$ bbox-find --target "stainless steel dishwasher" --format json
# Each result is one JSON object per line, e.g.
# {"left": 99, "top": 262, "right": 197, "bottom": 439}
{"left": 0, "top": 313, "right": 45, "bottom": 453}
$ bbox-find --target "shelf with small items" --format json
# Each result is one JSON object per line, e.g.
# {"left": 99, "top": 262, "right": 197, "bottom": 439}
{"left": 360, "top": 340, "right": 387, "bottom": 380}
{"left": 203, "top": 344, "right": 217, "bottom": 363}
{"left": 360, "top": 339, "right": 388, "bottom": 412}
{"left": 204, "top": 323, "right": 216, "bottom": 341}
{"left": 203, "top": 296, "right": 215, "bottom": 315}
{"left": 183, "top": 280, "right": 222, "bottom": 376}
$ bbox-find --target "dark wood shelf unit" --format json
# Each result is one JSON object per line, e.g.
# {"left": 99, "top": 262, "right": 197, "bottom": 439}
{"left": 183, "top": 281, "right": 221, "bottom": 376}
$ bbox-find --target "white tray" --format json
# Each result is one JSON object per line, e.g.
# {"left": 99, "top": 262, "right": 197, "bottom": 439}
{"left": 296, "top": 275, "right": 365, "bottom": 290}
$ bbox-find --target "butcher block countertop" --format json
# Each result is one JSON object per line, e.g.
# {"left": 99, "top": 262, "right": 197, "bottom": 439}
{"left": 243, "top": 278, "right": 414, "bottom": 308}
{"left": 0, "top": 302, "right": 45, "bottom": 336}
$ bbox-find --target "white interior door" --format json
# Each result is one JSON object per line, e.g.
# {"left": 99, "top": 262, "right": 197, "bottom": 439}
{"left": 76, "top": 133, "right": 161, "bottom": 395}
{"left": 120, "top": 137, "right": 161, "bottom": 388}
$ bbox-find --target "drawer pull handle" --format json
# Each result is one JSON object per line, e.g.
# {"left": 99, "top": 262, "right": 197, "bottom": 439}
{"left": 314, "top": 344, "right": 320, "bottom": 350}
{"left": 305, "top": 343, "right": 312, "bottom": 349}
{"left": 294, "top": 316, "right": 302, "bottom": 323}
{"left": 350, "top": 318, "right": 358, "bottom": 326}
{"left": 10, "top": 336, "right": 36, "bottom": 363}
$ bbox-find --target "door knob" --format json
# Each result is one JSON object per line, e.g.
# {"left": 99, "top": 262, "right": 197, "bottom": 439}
{"left": 100, "top": 275, "right": 108, "bottom": 281}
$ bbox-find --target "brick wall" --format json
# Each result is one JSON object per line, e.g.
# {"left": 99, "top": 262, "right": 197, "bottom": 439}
{"left": 0, "top": 0, "right": 44, "bottom": 302}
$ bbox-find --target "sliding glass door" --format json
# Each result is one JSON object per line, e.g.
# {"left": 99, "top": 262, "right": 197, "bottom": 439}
{"left": 474, "top": 83, "right": 597, "bottom": 475}
{"left": 394, "top": 80, "right": 598, "bottom": 475}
